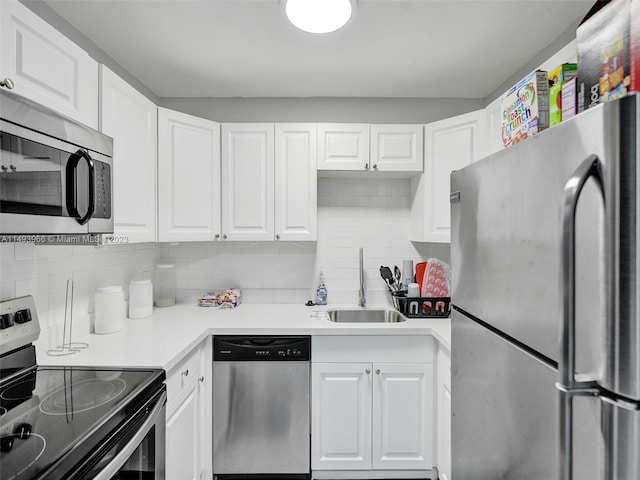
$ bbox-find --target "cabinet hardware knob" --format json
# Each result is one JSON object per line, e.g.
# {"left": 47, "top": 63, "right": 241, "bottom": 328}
{"left": 376, "top": 369, "right": 381, "bottom": 375}
{"left": 364, "top": 163, "right": 369, "bottom": 170}
{"left": 182, "top": 369, "right": 189, "bottom": 377}
{"left": 373, "top": 164, "right": 378, "bottom": 171}
{"left": 276, "top": 234, "right": 280, "bottom": 240}
{"left": 198, "top": 376, "right": 205, "bottom": 383}
{"left": 214, "top": 234, "right": 220, "bottom": 239}
{"left": 0, "top": 78, "right": 14, "bottom": 90}
{"left": 365, "top": 368, "right": 371, "bottom": 374}
{"left": 222, "top": 234, "right": 227, "bottom": 240}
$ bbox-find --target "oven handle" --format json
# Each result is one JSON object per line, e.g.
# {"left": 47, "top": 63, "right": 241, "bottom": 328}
{"left": 92, "top": 390, "right": 166, "bottom": 480}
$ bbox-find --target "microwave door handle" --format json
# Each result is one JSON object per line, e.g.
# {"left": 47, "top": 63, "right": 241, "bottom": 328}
{"left": 557, "top": 154, "right": 605, "bottom": 480}
{"left": 66, "top": 150, "right": 95, "bottom": 225}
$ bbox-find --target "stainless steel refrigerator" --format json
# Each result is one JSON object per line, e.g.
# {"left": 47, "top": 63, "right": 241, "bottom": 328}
{"left": 450, "top": 93, "right": 639, "bottom": 480}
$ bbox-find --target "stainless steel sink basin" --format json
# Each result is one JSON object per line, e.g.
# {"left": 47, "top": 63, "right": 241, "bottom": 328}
{"left": 326, "top": 309, "right": 405, "bottom": 323}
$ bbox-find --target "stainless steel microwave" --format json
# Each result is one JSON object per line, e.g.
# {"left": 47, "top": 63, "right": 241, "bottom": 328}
{"left": 0, "top": 89, "right": 113, "bottom": 237}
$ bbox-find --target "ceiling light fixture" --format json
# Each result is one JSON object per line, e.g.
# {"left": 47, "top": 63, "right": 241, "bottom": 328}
{"left": 285, "top": 0, "right": 352, "bottom": 34}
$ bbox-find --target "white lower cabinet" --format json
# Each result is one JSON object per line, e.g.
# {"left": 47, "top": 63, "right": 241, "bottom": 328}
{"left": 372, "top": 363, "right": 433, "bottom": 470}
{"left": 312, "top": 363, "right": 372, "bottom": 470}
{"left": 166, "top": 379, "right": 202, "bottom": 480}
{"left": 312, "top": 336, "right": 435, "bottom": 476}
{"left": 165, "top": 338, "right": 212, "bottom": 480}
{"left": 436, "top": 346, "right": 452, "bottom": 480}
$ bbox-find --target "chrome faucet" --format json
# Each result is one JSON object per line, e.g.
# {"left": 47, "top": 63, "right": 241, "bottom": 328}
{"left": 358, "top": 247, "right": 366, "bottom": 307}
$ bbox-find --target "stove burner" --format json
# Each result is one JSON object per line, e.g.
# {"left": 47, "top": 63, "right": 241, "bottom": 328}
{"left": 0, "top": 433, "right": 46, "bottom": 480}
{"left": 0, "top": 378, "right": 36, "bottom": 402}
{"left": 0, "top": 407, "right": 6, "bottom": 416}
{"left": 39, "top": 378, "right": 126, "bottom": 415}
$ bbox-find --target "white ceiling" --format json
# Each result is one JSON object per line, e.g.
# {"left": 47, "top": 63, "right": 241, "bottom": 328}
{"left": 40, "top": 0, "right": 593, "bottom": 99}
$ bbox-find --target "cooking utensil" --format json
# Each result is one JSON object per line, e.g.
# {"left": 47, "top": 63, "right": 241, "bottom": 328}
{"left": 379, "top": 266, "right": 396, "bottom": 292}
{"left": 394, "top": 266, "right": 402, "bottom": 286}
{"left": 415, "top": 261, "right": 427, "bottom": 294}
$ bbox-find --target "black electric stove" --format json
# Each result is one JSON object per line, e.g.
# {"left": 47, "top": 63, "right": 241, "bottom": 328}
{"left": 0, "top": 296, "right": 166, "bottom": 480}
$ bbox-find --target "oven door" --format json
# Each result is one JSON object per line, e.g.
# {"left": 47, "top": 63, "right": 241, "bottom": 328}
{"left": 0, "top": 122, "right": 112, "bottom": 235}
{"left": 71, "top": 389, "right": 166, "bottom": 480}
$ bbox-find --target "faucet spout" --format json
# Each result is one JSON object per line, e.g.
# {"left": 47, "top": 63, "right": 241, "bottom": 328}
{"left": 358, "top": 247, "right": 366, "bottom": 307}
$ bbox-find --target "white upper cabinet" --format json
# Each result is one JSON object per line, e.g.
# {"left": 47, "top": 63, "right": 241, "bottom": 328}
{"left": 317, "top": 123, "right": 370, "bottom": 171}
{"left": 100, "top": 66, "right": 157, "bottom": 244}
{"left": 158, "top": 108, "right": 221, "bottom": 242}
{"left": 370, "top": 124, "right": 423, "bottom": 172}
{"left": 221, "top": 124, "right": 275, "bottom": 241}
{"left": 0, "top": 0, "right": 98, "bottom": 128}
{"left": 410, "top": 109, "right": 486, "bottom": 243}
{"left": 484, "top": 95, "right": 503, "bottom": 158}
{"left": 275, "top": 124, "right": 317, "bottom": 241}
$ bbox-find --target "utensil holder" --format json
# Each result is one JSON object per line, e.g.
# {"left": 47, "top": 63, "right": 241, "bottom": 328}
{"left": 391, "top": 291, "right": 450, "bottom": 318}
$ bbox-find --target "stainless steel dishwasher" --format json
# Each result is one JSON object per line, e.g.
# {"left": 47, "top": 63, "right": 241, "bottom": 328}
{"left": 213, "top": 336, "right": 310, "bottom": 480}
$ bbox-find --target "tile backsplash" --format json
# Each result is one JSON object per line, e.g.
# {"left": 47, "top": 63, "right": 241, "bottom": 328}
{"left": 0, "top": 177, "right": 449, "bottom": 328}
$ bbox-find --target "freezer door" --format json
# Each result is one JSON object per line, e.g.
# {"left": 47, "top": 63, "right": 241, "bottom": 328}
{"left": 451, "top": 94, "right": 639, "bottom": 396}
{"left": 452, "top": 310, "right": 603, "bottom": 480}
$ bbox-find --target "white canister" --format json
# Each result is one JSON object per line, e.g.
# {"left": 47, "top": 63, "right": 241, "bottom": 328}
{"left": 129, "top": 279, "right": 153, "bottom": 319}
{"left": 154, "top": 263, "right": 176, "bottom": 307}
{"left": 94, "top": 286, "right": 125, "bottom": 334}
{"left": 407, "top": 282, "right": 420, "bottom": 298}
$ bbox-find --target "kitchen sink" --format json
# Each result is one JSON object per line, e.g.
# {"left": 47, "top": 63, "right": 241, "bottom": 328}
{"left": 326, "top": 309, "right": 405, "bottom": 323}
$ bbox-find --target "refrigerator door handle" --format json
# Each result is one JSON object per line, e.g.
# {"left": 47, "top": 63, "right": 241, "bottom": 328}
{"left": 558, "top": 154, "right": 605, "bottom": 480}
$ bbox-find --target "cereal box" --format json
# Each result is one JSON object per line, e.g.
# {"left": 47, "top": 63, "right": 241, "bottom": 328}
{"left": 548, "top": 63, "right": 577, "bottom": 85}
{"left": 561, "top": 77, "right": 578, "bottom": 121}
{"left": 576, "top": 0, "right": 634, "bottom": 111}
{"left": 548, "top": 63, "right": 577, "bottom": 127}
{"left": 500, "top": 70, "right": 549, "bottom": 147}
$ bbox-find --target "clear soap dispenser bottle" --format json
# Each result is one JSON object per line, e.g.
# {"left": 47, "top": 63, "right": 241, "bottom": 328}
{"left": 316, "top": 271, "right": 328, "bottom": 305}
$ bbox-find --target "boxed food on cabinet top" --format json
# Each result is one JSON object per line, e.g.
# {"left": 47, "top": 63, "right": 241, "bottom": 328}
{"left": 500, "top": 70, "right": 549, "bottom": 147}
{"left": 576, "top": 0, "right": 638, "bottom": 111}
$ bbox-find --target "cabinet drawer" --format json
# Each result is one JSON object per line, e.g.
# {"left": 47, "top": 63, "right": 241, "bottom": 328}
{"left": 166, "top": 343, "right": 203, "bottom": 405}
{"left": 312, "top": 335, "right": 434, "bottom": 363}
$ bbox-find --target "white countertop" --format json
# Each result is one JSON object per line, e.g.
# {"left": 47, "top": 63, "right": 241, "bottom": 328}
{"left": 34, "top": 303, "right": 450, "bottom": 372}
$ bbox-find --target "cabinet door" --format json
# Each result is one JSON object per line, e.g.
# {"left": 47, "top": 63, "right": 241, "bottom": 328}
{"left": 166, "top": 380, "right": 201, "bottom": 480}
{"left": 158, "top": 108, "right": 221, "bottom": 242}
{"left": 312, "top": 363, "right": 372, "bottom": 470}
{"left": 410, "top": 109, "right": 485, "bottom": 243}
{"left": 275, "top": 124, "right": 317, "bottom": 241}
{"left": 317, "top": 124, "right": 370, "bottom": 171}
{"left": 221, "top": 124, "right": 274, "bottom": 241}
{"left": 372, "top": 363, "right": 434, "bottom": 470}
{"left": 436, "top": 347, "right": 452, "bottom": 480}
{"left": 0, "top": 0, "right": 99, "bottom": 128}
{"left": 100, "top": 65, "right": 157, "bottom": 243}
{"left": 484, "top": 96, "right": 503, "bottom": 157}
{"left": 371, "top": 124, "right": 423, "bottom": 172}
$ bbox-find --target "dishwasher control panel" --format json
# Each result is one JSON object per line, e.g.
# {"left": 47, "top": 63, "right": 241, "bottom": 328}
{"left": 213, "top": 336, "right": 310, "bottom": 361}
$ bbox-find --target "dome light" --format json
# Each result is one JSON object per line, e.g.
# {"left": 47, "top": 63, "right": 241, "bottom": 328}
{"left": 285, "top": 0, "right": 352, "bottom": 34}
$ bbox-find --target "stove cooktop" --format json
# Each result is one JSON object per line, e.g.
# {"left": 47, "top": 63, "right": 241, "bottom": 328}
{"left": 0, "top": 365, "right": 164, "bottom": 480}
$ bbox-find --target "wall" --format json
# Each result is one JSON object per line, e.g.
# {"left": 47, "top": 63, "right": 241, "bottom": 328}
{"left": 167, "top": 178, "right": 449, "bottom": 305}
{"left": 159, "top": 97, "right": 483, "bottom": 124}
{"left": 0, "top": 242, "right": 164, "bottom": 330}
{"left": 484, "top": 21, "right": 580, "bottom": 105}
{"left": 0, "top": 179, "right": 449, "bottom": 331}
